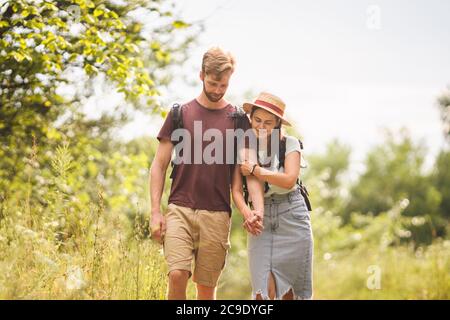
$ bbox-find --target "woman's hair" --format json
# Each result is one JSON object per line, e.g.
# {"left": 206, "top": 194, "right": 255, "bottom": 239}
{"left": 202, "top": 47, "right": 235, "bottom": 79}
{"left": 250, "top": 106, "right": 282, "bottom": 129}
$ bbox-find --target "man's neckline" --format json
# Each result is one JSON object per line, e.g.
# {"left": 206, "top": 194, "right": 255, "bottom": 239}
{"left": 194, "top": 98, "right": 230, "bottom": 111}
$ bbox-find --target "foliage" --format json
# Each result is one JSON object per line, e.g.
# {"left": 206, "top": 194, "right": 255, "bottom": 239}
{"left": 0, "top": 0, "right": 199, "bottom": 199}
{"left": 437, "top": 86, "right": 450, "bottom": 143}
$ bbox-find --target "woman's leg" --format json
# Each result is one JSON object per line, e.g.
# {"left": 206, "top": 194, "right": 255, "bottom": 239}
{"left": 281, "top": 289, "right": 294, "bottom": 300}
{"left": 272, "top": 194, "right": 314, "bottom": 300}
{"left": 268, "top": 272, "right": 277, "bottom": 300}
{"left": 255, "top": 271, "right": 277, "bottom": 300}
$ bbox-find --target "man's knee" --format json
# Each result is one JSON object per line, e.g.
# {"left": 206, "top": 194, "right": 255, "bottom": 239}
{"left": 197, "top": 283, "right": 216, "bottom": 292}
{"left": 169, "top": 269, "right": 190, "bottom": 284}
{"left": 196, "top": 283, "right": 216, "bottom": 300}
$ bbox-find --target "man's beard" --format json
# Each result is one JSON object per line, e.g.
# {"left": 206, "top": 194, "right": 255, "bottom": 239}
{"left": 203, "top": 83, "right": 224, "bottom": 103}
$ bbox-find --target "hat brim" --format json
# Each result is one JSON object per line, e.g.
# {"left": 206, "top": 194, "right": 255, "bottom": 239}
{"left": 243, "top": 102, "right": 292, "bottom": 126}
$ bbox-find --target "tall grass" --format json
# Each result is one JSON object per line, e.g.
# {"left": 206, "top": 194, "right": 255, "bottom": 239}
{"left": 216, "top": 209, "right": 450, "bottom": 300}
{"left": 1, "top": 142, "right": 448, "bottom": 300}
{"left": 0, "top": 143, "right": 167, "bottom": 299}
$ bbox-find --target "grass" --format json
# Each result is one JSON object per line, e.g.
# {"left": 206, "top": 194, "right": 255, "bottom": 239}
{"left": 1, "top": 143, "right": 448, "bottom": 300}
{"left": 216, "top": 220, "right": 450, "bottom": 300}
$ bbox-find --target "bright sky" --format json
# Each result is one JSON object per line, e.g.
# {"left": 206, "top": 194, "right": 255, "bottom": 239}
{"left": 118, "top": 0, "right": 450, "bottom": 171}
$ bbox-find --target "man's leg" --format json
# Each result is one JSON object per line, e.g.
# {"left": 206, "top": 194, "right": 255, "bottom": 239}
{"left": 193, "top": 209, "right": 231, "bottom": 300}
{"left": 168, "top": 269, "right": 190, "bottom": 300}
{"left": 163, "top": 204, "right": 195, "bottom": 300}
{"left": 196, "top": 283, "right": 216, "bottom": 300}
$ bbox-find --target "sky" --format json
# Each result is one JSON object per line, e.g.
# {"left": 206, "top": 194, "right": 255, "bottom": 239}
{"left": 116, "top": 0, "right": 450, "bottom": 171}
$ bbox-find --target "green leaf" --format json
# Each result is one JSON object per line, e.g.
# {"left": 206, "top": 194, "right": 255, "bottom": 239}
{"left": 95, "top": 55, "right": 106, "bottom": 64}
{"left": 125, "top": 43, "right": 139, "bottom": 53}
{"left": 21, "top": 9, "right": 30, "bottom": 18}
{"left": 44, "top": 3, "right": 58, "bottom": 11}
{"left": 93, "top": 8, "right": 104, "bottom": 17}
{"left": 22, "top": 52, "right": 32, "bottom": 62}
{"left": 11, "top": 51, "right": 24, "bottom": 62}
{"left": 85, "top": 15, "right": 95, "bottom": 24}
{"left": 172, "top": 20, "right": 190, "bottom": 29}
{"left": 30, "top": 6, "right": 40, "bottom": 16}
{"left": 84, "top": 64, "right": 98, "bottom": 75}
{"left": 19, "top": 39, "right": 26, "bottom": 49}
{"left": 110, "top": 11, "right": 119, "bottom": 19}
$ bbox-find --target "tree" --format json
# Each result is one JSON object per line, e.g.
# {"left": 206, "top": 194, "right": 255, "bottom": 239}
{"left": 437, "top": 86, "right": 450, "bottom": 143}
{"left": 432, "top": 150, "right": 450, "bottom": 219}
{"left": 0, "top": 0, "right": 200, "bottom": 197}
{"left": 344, "top": 129, "right": 447, "bottom": 244}
{"left": 346, "top": 129, "right": 440, "bottom": 217}
{"left": 303, "top": 139, "right": 352, "bottom": 215}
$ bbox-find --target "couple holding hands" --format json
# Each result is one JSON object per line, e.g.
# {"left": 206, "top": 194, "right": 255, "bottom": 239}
{"left": 150, "top": 47, "right": 313, "bottom": 300}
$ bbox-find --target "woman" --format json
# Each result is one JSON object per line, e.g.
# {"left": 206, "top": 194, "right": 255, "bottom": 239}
{"left": 231, "top": 92, "right": 313, "bottom": 300}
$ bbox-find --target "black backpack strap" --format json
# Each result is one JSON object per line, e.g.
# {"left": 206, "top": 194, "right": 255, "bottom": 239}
{"left": 230, "top": 105, "right": 246, "bottom": 164}
{"left": 264, "top": 181, "right": 270, "bottom": 193}
{"left": 169, "top": 103, "right": 183, "bottom": 180}
{"left": 230, "top": 105, "right": 253, "bottom": 206}
{"left": 299, "top": 181, "right": 312, "bottom": 211}
{"left": 242, "top": 176, "right": 250, "bottom": 207}
{"left": 296, "top": 139, "right": 312, "bottom": 211}
{"left": 279, "top": 136, "right": 312, "bottom": 211}
{"left": 263, "top": 136, "right": 286, "bottom": 195}
{"left": 171, "top": 103, "right": 183, "bottom": 133}
{"left": 278, "top": 136, "right": 287, "bottom": 169}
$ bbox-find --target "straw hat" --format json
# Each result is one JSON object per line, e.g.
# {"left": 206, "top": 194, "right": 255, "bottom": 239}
{"left": 243, "top": 92, "right": 291, "bottom": 126}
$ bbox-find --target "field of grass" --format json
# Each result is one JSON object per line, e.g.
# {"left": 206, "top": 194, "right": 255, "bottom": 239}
{"left": 1, "top": 144, "right": 448, "bottom": 300}
{"left": 1, "top": 198, "right": 448, "bottom": 300}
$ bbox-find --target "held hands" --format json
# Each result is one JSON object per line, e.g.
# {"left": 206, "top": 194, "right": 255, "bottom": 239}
{"left": 243, "top": 209, "right": 264, "bottom": 236}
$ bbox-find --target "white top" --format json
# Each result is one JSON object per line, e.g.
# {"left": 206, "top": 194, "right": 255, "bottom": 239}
{"left": 256, "top": 135, "right": 304, "bottom": 197}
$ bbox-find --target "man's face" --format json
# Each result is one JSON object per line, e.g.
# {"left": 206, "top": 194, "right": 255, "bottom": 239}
{"left": 200, "top": 70, "right": 232, "bottom": 103}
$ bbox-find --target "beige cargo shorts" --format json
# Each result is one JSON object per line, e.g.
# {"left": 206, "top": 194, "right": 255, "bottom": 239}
{"left": 163, "top": 203, "right": 232, "bottom": 288}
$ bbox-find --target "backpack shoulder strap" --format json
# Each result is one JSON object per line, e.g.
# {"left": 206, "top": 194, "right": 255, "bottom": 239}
{"left": 230, "top": 105, "right": 247, "bottom": 130}
{"left": 169, "top": 103, "right": 183, "bottom": 180}
{"left": 171, "top": 103, "right": 183, "bottom": 131}
{"left": 279, "top": 137, "right": 305, "bottom": 168}
{"left": 278, "top": 136, "right": 287, "bottom": 169}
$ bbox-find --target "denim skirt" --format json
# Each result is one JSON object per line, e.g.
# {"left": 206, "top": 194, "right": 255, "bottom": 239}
{"left": 247, "top": 187, "right": 313, "bottom": 299}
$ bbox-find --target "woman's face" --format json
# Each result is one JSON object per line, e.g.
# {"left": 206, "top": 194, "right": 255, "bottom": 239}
{"left": 250, "top": 107, "right": 280, "bottom": 138}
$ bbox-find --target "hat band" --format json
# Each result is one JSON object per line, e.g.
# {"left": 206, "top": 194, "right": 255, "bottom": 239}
{"left": 254, "top": 99, "right": 284, "bottom": 116}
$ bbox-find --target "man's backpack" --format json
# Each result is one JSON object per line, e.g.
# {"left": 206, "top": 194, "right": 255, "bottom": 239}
{"left": 167, "top": 103, "right": 312, "bottom": 212}
{"left": 168, "top": 103, "right": 183, "bottom": 180}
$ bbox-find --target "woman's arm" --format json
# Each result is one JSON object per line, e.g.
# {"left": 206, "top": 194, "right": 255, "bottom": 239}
{"left": 241, "top": 151, "right": 301, "bottom": 190}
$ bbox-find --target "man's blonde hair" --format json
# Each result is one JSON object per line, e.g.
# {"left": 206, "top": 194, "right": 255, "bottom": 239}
{"left": 202, "top": 47, "right": 235, "bottom": 79}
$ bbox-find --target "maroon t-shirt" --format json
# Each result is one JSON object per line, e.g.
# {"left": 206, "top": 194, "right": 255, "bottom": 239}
{"left": 157, "top": 99, "right": 250, "bottom": 213}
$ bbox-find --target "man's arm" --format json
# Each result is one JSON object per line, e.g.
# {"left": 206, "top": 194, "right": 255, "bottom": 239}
{"left": 149, "top": 139, "right": 173, "bottom": 243}
{"left": 231, "top": 164, "right": 263, "bottom": 235}
{"left": 238, "top": 147, "right": 265, "bottom": 216}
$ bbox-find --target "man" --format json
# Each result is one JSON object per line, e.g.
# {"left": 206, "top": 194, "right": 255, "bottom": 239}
{"left": 149, "top": 47, "right": 263, "bottom": 300}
